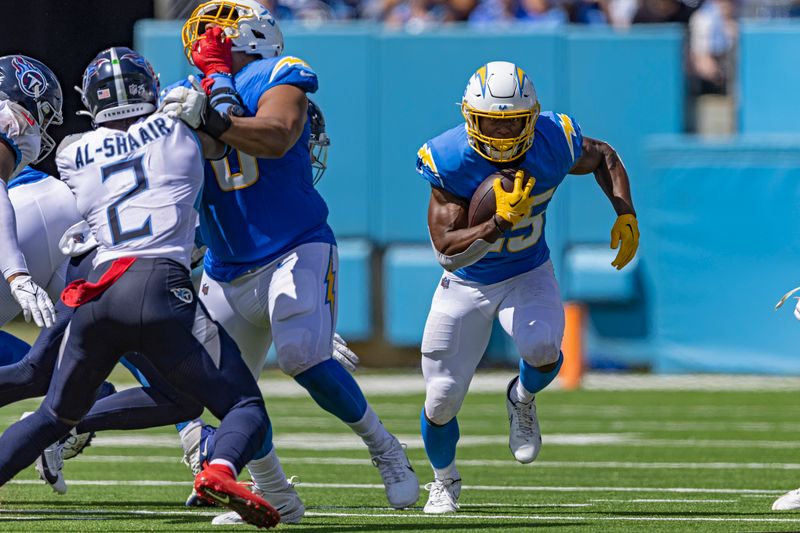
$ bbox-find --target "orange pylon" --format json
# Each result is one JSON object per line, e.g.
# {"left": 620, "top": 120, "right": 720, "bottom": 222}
{"left": 560, "top": 302, "right": 586, "bottom": 390}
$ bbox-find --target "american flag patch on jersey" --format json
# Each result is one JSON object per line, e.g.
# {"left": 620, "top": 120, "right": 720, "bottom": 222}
{"left": 97, "top": 88, "right": 111, "bottom": 99}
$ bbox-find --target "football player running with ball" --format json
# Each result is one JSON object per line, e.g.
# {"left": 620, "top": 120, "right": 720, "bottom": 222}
{"left": 162, "top": 0, "right": 418, "bottom": 522}
{"left": 415, "top": 61, "right": 639, "bottom": 513}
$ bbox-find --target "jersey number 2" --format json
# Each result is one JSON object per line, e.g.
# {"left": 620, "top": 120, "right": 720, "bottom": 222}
{"left": 101, "top": 156, "right": 152, "bottom": 245}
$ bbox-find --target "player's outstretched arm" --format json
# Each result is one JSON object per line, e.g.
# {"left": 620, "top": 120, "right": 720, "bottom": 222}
{"left": 428, "top": 186, "right": 506, "bottom": 271}
{"left": 219, "top": 84, "right": 308, "bottom": 159}
{"left": 569, "top": 136, "right": 639, "bottom": 270}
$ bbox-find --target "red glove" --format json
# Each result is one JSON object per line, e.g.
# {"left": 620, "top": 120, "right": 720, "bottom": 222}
{"left": 192, "top": 26, "right": 233, "bottom": 77}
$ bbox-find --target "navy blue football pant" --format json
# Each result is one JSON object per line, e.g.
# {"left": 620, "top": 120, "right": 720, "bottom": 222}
{"left": 0, "top": 251, "right": 202, "bottom": 432}
{"left": 0, "top": 254, "right": 89, "bottom": 407}
{"left": 0, "top": 258, "right": 268, "bottom": 486}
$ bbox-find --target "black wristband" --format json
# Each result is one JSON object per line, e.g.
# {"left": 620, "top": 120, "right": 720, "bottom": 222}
{"left": 201, "top": 107, "right": 232, "bottom": 139}
{"left": 492, "top": 214, "right": 506, "bottom": 235}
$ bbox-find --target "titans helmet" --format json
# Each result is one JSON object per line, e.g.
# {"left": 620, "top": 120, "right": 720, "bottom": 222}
{"left": 0, "top": 55, "right": 63, "bottom": 163}
{"left": 461, "top": 61, "right": 540, "bottom": 163}
{"left": 182, "top": 0, "right": 284, "bottom": 65}
{"left": 307, "top": 98, "right": 329, "bottom": 185}
{"left": 78, "top": 47, "right": 159, "bottom": 125}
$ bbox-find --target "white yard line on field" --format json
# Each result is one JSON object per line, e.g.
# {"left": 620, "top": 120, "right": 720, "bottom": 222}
{"left": 73, "top": 454, "right": 800, "bottom": 473}
{"left": 589, "top": 498, "right": 737, "bottom": 503}
{"left": 249, "top": 372, "right": 800, "bottom": 397}
{"left": 7, "top": 479, "right": 785, "bottom": 494}
{"left": 91, "top": 432, "right": 800, "bottom": 450}
{"left": 3, "top": 507, "right": 800, "bottom": 524}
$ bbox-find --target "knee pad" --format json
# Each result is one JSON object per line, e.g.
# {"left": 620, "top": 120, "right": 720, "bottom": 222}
{"left": 274, "top": 327, "right": 317, "bottom": 376}
{"left": 424, "top": 377, "right": 467, "bottom": 426}
{"left": 517, "top": 321, "right": 561, "bottom": 368}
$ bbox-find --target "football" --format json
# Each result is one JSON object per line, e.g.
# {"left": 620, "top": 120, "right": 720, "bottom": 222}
{"left": 467, "top": 168, "right": 531, "bottom": 226}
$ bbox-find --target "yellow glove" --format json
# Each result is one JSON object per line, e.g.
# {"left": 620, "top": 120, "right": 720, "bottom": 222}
{"left": 610, "top": 214, "right": 639, "bottom": 270}
{"left": 494, "top": 170, "right": 535, "bottom": 224}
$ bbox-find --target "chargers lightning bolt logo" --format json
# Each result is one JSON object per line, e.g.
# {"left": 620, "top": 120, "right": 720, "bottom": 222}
{"left": 557, "top": 113, "right": 577, "bottom": 162}
{"left": 325, "top": 248, "right": 336, "bottom": 322}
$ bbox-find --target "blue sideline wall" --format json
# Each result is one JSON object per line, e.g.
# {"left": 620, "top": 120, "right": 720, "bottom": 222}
{"left": 134, "top": 22, "right": 708, "bottom": 369}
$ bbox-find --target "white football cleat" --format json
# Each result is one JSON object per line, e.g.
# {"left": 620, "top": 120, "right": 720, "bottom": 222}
{"left": 423, "top": 478, "right": 461, "bottom": 514}
{"left": 35, "top": 440, "right": 67, "bottom": 495}
{"left": 212, "top": 477, "right": 305, "bottom": 525}
{"left": 506, "top": 377, "right": 542, "bottom": 464}
{"left": 181, "top": 421, "right": 217, "bottom": 507}
{"left": 773, "top": 488, "right": 800, "bottom": 510}
{"left": 61, "top": 428, "right": 96, "bottom": 460}
{"left": 371, "top": 437, "right": 420, "bottom": 509}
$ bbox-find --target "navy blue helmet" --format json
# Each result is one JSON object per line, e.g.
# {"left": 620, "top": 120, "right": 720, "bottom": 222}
{"left": 0, "top": 55, "right": 63, "bottom": 162}
{"left": 307, "top": 98, "right": 329, "bottom": 185}
{"left": 79, "top": 47, "right": 159, "bottom": 125}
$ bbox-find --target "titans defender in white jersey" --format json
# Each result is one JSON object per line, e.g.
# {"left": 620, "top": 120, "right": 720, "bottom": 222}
{"left": 59, "top": 113, "right": 200, "bottom": 268}
{"left": 415, "top": 61, "right": 641, "bottom": 513}
{"left": 0, "top": 47, "right": 281, "bottom": 529}
{"left": 0, "top": 55, "right": 64, "bottom": 329}
{"left": 161, "top": 1, "right": 419, "bottom": 520}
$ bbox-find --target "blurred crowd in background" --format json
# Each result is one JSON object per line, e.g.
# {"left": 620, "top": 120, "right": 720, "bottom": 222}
{"left": 158, "top": 0, "right": 799, "bottom": 132}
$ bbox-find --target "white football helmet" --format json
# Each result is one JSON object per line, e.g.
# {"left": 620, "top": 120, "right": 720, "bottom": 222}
{"left": 182, "top": 0, "right": 284, "bottom": 64}
{"left": 461, "top": 61, "right": 541, "bottom": 162}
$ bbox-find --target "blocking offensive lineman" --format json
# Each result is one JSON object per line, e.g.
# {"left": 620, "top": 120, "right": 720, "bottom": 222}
{"left": 0, "top": 47, "right": 281, "bottom": 528}
{"left": 415, "top": 61, "right": 640, "bottom": 513}
{"left": 0, "top": 55, "right": 64, "bottom": 331}
{"left": 164, "top": 0, "right": 419, "bottom": 522}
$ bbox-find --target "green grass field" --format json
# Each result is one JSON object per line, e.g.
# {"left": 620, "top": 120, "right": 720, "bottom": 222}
{"left": 1, "top": 370, "right": 800, "bottom": 531}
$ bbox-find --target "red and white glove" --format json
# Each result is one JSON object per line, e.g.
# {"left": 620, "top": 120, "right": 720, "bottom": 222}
{"left": 191, "top": 26, "right": 233, "bottom": 94}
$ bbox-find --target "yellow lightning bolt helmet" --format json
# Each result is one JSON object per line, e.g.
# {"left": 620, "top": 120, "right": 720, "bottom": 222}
{"left": 181, "top": 0, "right": 284, "bottom": 65}
{"left": 461, "top": 61, "right": 541, "bottom": 163}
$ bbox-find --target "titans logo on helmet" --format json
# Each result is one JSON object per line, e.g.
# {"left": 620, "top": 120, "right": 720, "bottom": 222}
{"left": 84, "top": 58, "right": 110, "bottom": 85}
{"left": 121, "top": 53, "right": 156, "bottom": 77}
{"left": 12, "top": 56, "right": 47, "bottom": 98}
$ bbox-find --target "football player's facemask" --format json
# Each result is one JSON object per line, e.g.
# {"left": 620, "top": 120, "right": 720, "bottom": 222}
{"left": 0, "top": 55, "right": 63, "bottom": 163}
{"left": 77, "top": 47, "right": 159, "bottom": 126}
{"left": 182, "top": 0, "right": 284, "bottom": 65}
{"left": 461, "top": 61, "right": 541, "bottom": 163}
{"left": 307, "top": 98, "right": 329, "bottom": 185}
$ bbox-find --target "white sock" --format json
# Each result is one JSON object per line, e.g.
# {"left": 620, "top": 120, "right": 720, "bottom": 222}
{"left": 433, "top": 460, "right": 460, "bottom": 482}
{"left": 514, "top": 378, "right": 535, "bottom": 404}
{"left": 247, "top": 448, "right": 290, "bottom": 493}
{"left": 346, "top": 405, "right": 393, "bottom": 454}
{"left": 209, "top": 459, "right": 236, "bottom": 478}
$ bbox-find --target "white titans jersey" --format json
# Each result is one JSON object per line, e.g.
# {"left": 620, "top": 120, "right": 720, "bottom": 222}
{"left": 0, "top": 99, "right": 41, "bottom": 179}
{"left": 9, "top": 176, "right": 81, "bottom": 282}
{"left": 56, "top": 113, "right": 203, "bottom": 270}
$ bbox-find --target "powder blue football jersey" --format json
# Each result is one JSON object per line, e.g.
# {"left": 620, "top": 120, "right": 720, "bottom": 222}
{"left": 168, "top": 56, "right": 335, "bottom": 282}
{"left": 416, "top": 111, "right": 582, "bottom": 284}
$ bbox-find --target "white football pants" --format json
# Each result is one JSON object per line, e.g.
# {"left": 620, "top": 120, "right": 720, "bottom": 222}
{"left": 199, "top": 242, "right": 338, "bottom": 378}
{"left": 422, "top": 260, "right": 564, "bottom": 425}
